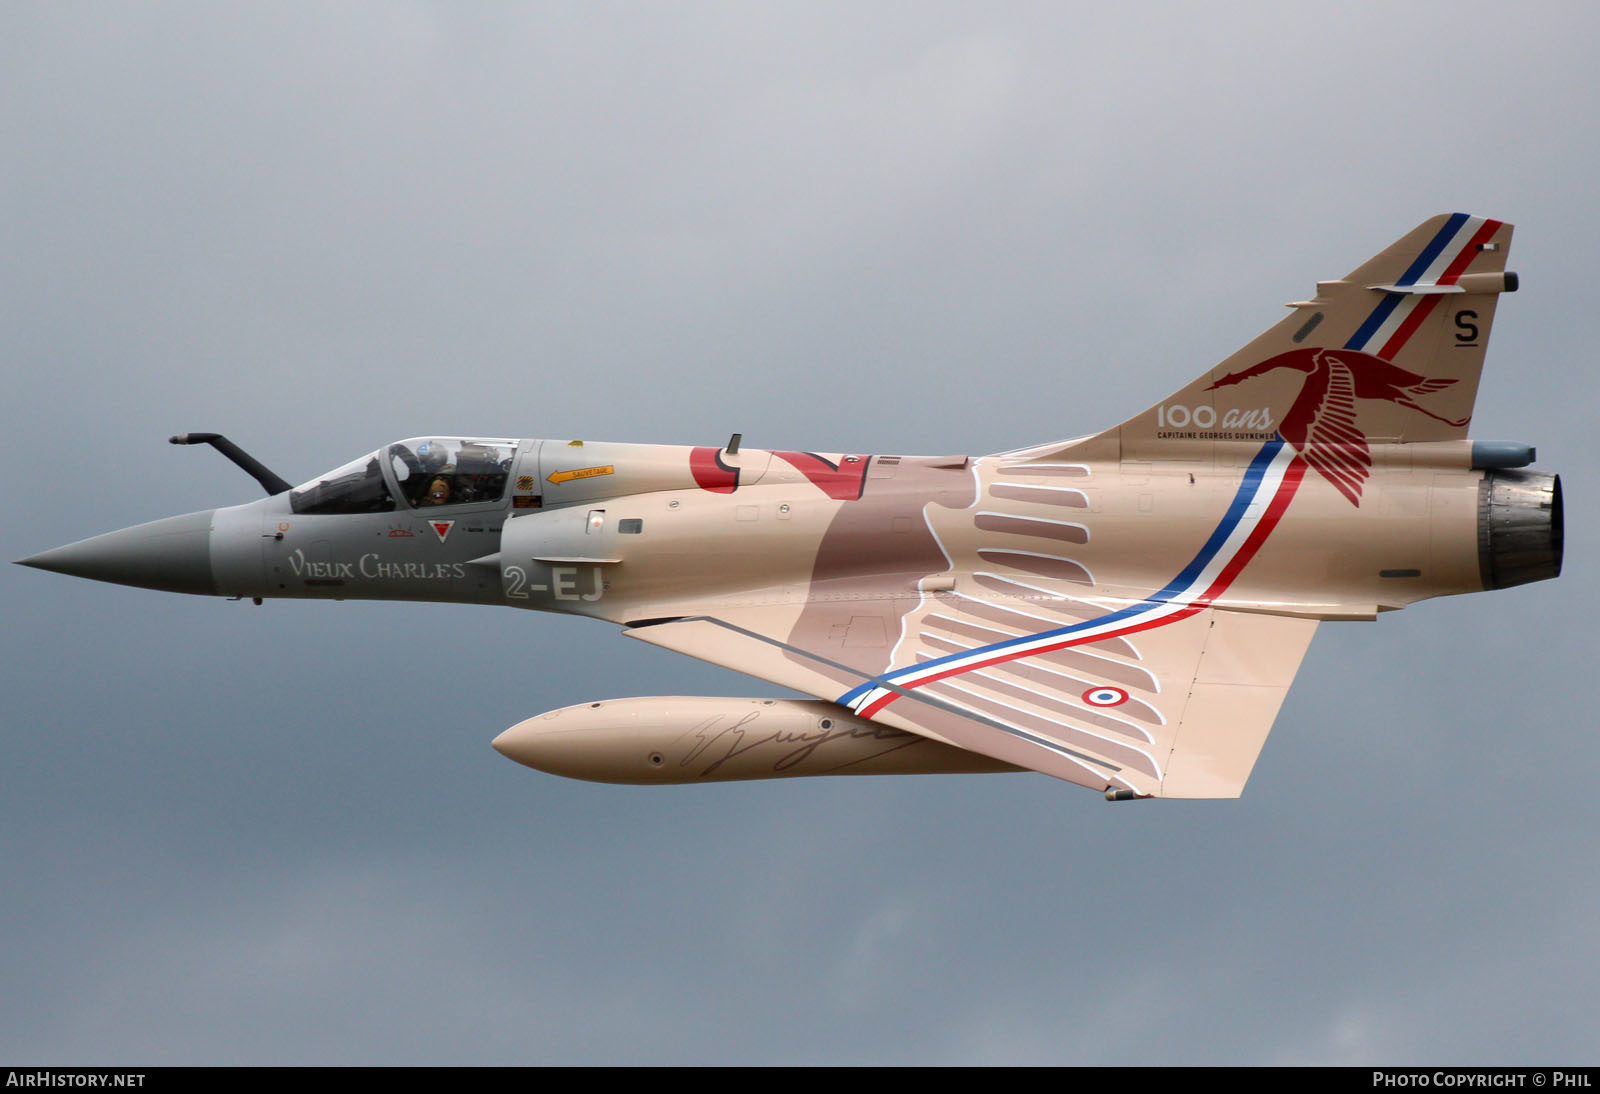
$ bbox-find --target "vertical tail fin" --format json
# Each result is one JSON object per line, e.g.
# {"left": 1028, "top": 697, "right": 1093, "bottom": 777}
{"left": 1067, "top": 215, "right": 1517, "bottom": 465}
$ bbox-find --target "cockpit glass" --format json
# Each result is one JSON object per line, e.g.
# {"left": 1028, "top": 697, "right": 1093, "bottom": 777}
{"left": 386, "top": 438, "right": 517, "bottom": 509}
{"left": 289, "top": 452, "right": 398, "bottom": 515}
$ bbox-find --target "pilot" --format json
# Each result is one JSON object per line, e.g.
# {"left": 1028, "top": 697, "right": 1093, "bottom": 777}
{"left": 421, "top": 476, "right": 452, "bottom": 506}
{"left": 417, "top": 440, "right": 450, "bottom": 476}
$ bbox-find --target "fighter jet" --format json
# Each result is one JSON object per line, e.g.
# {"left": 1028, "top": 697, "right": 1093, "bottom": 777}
{"left": 18, "top": 214, "right": 1561, "bottom": 799}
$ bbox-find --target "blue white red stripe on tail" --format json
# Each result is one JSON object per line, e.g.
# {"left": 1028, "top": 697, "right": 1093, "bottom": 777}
{"left": 839, "top": 218, "right": 1498, "bottom": 720}
{"left": 1347, "top": 213, "right": 1501, "bottom": 358}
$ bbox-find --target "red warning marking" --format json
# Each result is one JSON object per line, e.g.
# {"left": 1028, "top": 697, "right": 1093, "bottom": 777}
{"left": 690, "top": 446, "right": 739, "bottom": 493}
{"left": 430, "top": 520, "right": 454, "bottom": 543}
{"left": 774, "top": 451, "right": 871, "bottom": 500}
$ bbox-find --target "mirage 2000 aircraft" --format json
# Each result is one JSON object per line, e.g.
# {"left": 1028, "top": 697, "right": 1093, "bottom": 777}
{"left": 19, "top": 214, "right": 1562, "bottom": 800}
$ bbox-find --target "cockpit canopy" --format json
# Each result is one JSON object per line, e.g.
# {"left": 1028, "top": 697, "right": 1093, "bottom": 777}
{"left": 290, "top": 438, "right": 519, "bottom": 515}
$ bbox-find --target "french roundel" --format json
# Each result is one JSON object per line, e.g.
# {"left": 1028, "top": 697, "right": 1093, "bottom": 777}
{"left": 1081, "top": 686, "right": 1129, "bottom": 708}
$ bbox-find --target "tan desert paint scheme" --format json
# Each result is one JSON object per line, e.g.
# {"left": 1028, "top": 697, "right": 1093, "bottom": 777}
{"left": 503, "top": 214, "right": 1557, "bottom": 797}
{"left": 20, "top": 215, "right": 1561, "bottom": 799}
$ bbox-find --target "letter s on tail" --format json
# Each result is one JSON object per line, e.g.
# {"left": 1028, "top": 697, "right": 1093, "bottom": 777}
{"left": 1077, "top": 214, "right": 1517, "bottom": 466}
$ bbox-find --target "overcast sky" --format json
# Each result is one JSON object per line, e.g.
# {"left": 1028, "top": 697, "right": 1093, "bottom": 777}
{"left": 4, "top": 1, "right": 1596, "bottom": 1065}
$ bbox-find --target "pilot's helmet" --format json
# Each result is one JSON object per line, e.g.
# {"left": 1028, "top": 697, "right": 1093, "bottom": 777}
{"left": 417, "top": 439, "right": 449, "bottom": 473}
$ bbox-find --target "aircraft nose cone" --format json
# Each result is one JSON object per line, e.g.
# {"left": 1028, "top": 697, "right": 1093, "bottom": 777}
{"left": 16, "top": 509, "right": 218, "bottom": 595}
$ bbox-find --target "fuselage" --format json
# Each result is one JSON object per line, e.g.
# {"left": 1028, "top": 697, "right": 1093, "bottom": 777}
{"left": 15, "top": 214, "right": 1564, "bottom": 797}
{"left": 82, "top": 433, "right": 1551, "bottom": 628}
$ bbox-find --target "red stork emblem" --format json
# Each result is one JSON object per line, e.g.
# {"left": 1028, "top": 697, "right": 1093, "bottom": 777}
{"left": 1207, "top": 348, "right": 1468, "bottom": 505}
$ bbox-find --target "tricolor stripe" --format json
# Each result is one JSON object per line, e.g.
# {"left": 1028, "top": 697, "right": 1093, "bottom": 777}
{"left": 1346, "top": 214, "right": 1502, "bottom": 359}
{"left": 836, "top": 217, "right": 1499, "bottom": 727}
{"left": 839, "top": 440, "right": 1306, "bottom": 718}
